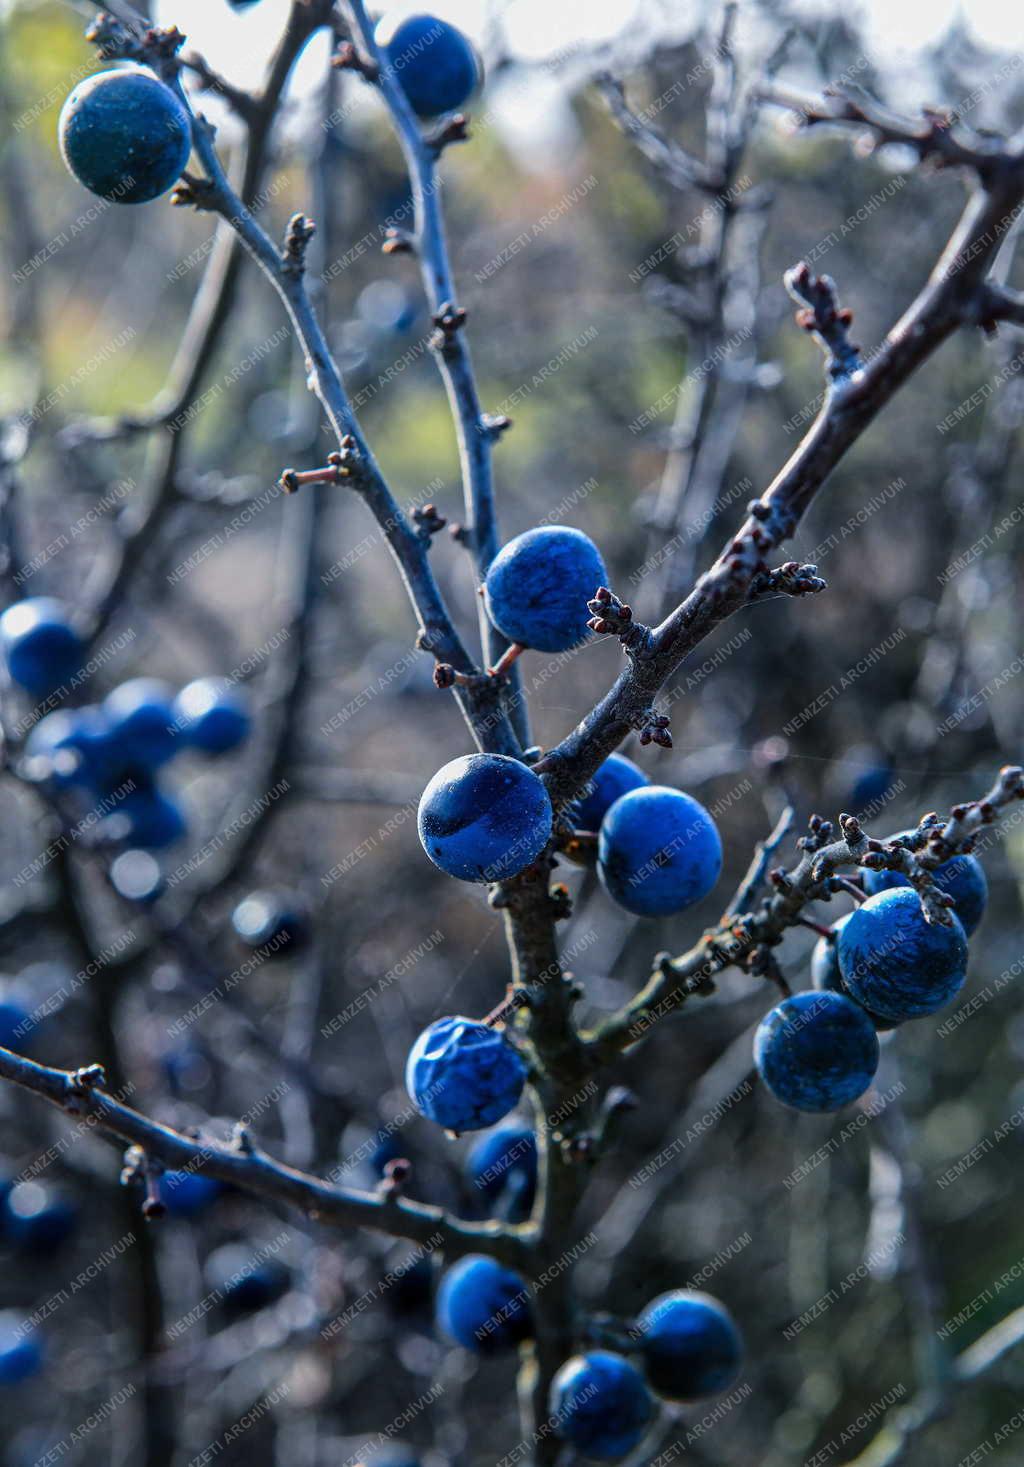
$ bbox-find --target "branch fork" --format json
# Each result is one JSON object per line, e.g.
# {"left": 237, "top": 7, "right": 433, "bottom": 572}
{"left": 331, "top": 39, "right": 379, "bottom": 82}
{"left": 426, "top": 113, "right": 471, "bottom": 154}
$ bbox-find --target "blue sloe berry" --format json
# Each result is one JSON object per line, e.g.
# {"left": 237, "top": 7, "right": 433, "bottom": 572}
{"left": 754, "top": 990, "right": 880, "bottom": 1112}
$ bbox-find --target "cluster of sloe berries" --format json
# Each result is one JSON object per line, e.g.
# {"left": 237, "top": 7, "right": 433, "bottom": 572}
{"left": 21, "top": 644, "right": 251, "bottom": 859}
{"left": 755, "top": 845, "right": 986, "bottom": 1113}
{"left": 433, "top": 1238, "right": 742, "bottom": 1459}
{"left": 147, "top": 1172, "right": 291, "bottom": 1314}
{"left": 549, "top": 1286, "right": 742, "bottom": 1459}
{"left": 408, "top": 524, "right": 722, "bottom": 1134}
{"left": 417, "top": 524, "right": 722, "bottom": 913}
{"left": 57, "top": 13, "right": 481, "bottom": 212}
{"left": 52, "top": 18, "right": 996, "bottom": 1457}
{"left": 404, "top": 520, "right": 745, "bottom": 1451}
{"left": 0, "top": 1178, "right": 80, "bottom": 1382}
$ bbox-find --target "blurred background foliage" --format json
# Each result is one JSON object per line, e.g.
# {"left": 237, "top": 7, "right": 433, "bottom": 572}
{"left": 0, "top": 0, "right": 1021, "bottom": 1464}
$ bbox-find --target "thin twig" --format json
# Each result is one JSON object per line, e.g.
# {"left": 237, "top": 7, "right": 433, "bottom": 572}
{"left": 342, "top": 0, "right": 530, "bottom": 746}
{"left": 584, "top": 766, "right": 1023, "bottom": 1061}
{"left": 0, "top": 1043, "right": 532, "bottom": 1267}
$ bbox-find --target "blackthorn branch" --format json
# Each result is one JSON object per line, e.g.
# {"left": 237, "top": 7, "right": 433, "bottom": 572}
{"left": 0, "top": 6, "right": 1021, "bottom": 1461}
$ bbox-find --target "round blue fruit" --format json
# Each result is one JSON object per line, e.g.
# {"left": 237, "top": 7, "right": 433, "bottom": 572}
{"left": 0, "top": 998, "right": 31, "bottom": 1053}
{"left": 466, "top": 1123, "right": 537, "bottom": 1216}
{"left": 59, "top": 68, "right": 192, "bottom": 204}
{"left": 104, "top": 785, "right": 186, "bottom": 849}
{"left": 573, "top": 753, "right": 649, "bottom": 833}
{"left": 386, "top": 1251, "right": 434, "bottom": 1321}
{"left": 847, "top": 761, "right": 893, "bottom": 812}
{"left": 232, "top": 891, "right": 309, "bottom": 957}
{"left": 0, "top": 599, "right": 82, "bottom": 698}
{"left": 418, "top": 753, "right": 552, "bottom": 883}
{"left": 598, "top": 786, "right": 722, "bottom": 917}
{"left": 754, "top": 990, "right": 880, "bottom": 1113}
{"left": 378, "top": 13, "right": 481, "bottom": 119}
{"left": 838, "top": 887, "right": 969, "bottom": 1022}
{"left": 204, "top": 1244, "right": 290, "bottom": 1316}
{"left": 25, "top": 707, "right": 116, "bottom": 788}
{"left": 158, "top": 1170, "right": 222, "bottom": 1218}
{"left": 103, "top": 679, "right": 179, "bottom": 769}
{"left": 636, "top": 1290, "right": 743, "bottom": 1402}
{"left": 861, "top": 847, "right": 988, "bottom": 936}
{"left": 110, "top": 849, "right": 165, "bottom": 903}
{"left": 3, "top": 1183, "right": 77, "bottom": 1255}
{"left": 483, "top": 526, "right": 608, "bottom": 654}
{"left": 811, "top": 913, "right": 895, "bottom": 1032}
{"left": 173, "top": 678, "right": 252, "bottom": 755}
{"left": 435, "top": 1254, "right": 531, "bottom": 1351}
{"left": 368, "top": 1131, "right": 406, "bottom": 1177}
{"left": 406, "top": 1016, "right": 526, "bottom": 1132}
{"left": 809, "top": 914, "right": 851, "bottom": 993}
{"left": 0, "top": 1315, "right": 43, "bottom": 1385}
{"left": 550, "top": 1351, "right": 653, "bottom": 1460}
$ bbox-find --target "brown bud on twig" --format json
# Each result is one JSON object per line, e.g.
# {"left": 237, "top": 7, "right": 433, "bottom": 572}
{"left": 376, "top": 1157, "right": 412, "bottom": 1200}
{"left": 637, "top": 711, "right": 672, "bottom": 749}
{"left": 170, "top": 174, "right": 218, "bottom": 211}
{"left": 750, "top": 560, "right": 827, "bottom": 600}
{"left": 838, "top": 812, "right": 862, "bottom": 842}
{"left": 282, "top": 213, "right": 316, "bottom": 275}
{"left": 278, "top": 441, "right": 357, "bottom": 494}
{"left": 427, "top": 113, "right": 471, "bottom": 153}
{"left": 382, "top": 228, "right": 415, "bottom": 256}
{"left": 331, "top": 40, "right": 379, "bottom": 80}
{"left": 141, "top": 1171, "right": 166, "bottom": 1221}
{"left": 413, "top": 503, "right": 447, "bottom": 541}
{"left": 549, "top": 884, "right": 573, "bottom": 921}
{"left": 784, "top": 260, "right": 862, "bottom": 381}
{"left": 480, "top": 414, "right": 513, "bottom": 441}
{"left": 587, "top": 586, "right": 655, "bottom": 660}
{"left": 432, "top": 662, "right": 479, "bottom": 690}
{"left": 431, "top": 301, "right": 468, "bottom": 350}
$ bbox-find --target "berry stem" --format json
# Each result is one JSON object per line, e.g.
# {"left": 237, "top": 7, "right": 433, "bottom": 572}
{"left": 797, "top": 916, "right": 835, "bottom": 939}
{"left": 834, "top": 876, "right": 867, "bottom": 904}
{"left": 488, "top": 641, "right": 525, "bottom": 679}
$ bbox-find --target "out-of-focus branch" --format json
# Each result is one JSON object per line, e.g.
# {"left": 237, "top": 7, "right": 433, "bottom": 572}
{"left": 760, "top": 82, "right": 1012, "bottom": 180}
{"left": 724, "top": 803, "right": 795, "bottom": 916}
{"left": 841, "top": 1306, "right": 1024, "bottom": 1467}
{"left": 603, "top": 10, "right": 781, "bottom": 618}
{"left": 534, "top": 119, "right": 1024, "bottom": 810}
{"left": 596, "top": 73, "right": 723, "bottom": 193}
